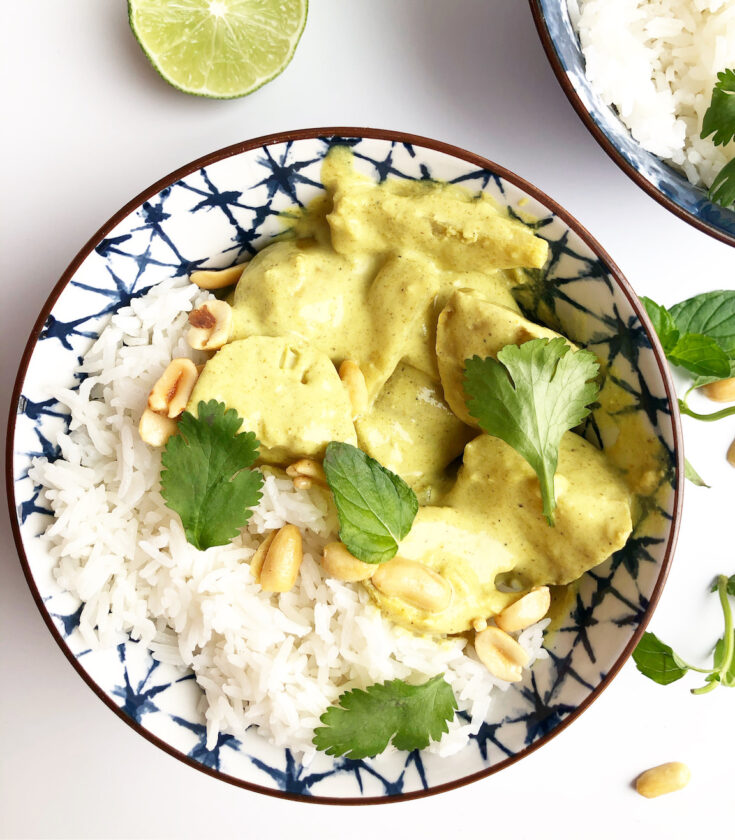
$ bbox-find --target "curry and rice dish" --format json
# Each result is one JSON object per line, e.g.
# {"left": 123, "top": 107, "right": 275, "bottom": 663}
{"left": 32, "top": 148, "right": 659, "bottom": 759}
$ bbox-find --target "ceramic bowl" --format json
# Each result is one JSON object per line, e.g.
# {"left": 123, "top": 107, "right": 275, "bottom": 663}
{"left": 8, "top": 128, "right": 683, "bottom": 803}
{"left": 529, "top": 0, "right": 735, "bottom": 248}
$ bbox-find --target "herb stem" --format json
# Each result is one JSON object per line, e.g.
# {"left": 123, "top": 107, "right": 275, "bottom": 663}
{"left": 691, "top": 576, "right": 734, "bottom": 695}
{"left": 678, "top": 399, "right": 735, "bottom": 422}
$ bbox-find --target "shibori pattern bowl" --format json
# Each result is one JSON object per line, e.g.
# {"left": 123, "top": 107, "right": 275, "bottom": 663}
{"left": 529, "top": 0, "right": 735, "bottom": 248}
{"left": 8, "top": 128, "right": 683, "bottom": 803}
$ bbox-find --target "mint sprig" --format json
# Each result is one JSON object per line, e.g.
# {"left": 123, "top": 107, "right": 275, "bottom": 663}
{"left": 633, "top": 574, "right": 735, "bottom": 694}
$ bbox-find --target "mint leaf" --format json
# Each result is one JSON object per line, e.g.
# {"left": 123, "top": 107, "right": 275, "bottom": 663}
{"left": 670, "top": 290, "right": 735, "bottom": 357}
{"left": 701, "top": 68, "right": 735, "bottom": 147}
{"left": 708, "top": 158, "right": 735, "bottom": 209}
{"left": 463, "top": 337, "right": 600, "bottom": 525}
{"left": 684, "top": 458, "right": 709, "bottom": 488}
{"left": 667, "top": 333, "right": 731, "bottom": 378}
{"left": 632, "top": 632, "right": 689, "bottom": 685}
{"left": 313, "top": 675, "right": 457, "bottom": 759}
{"left": 692, "top": 360, "right": 735, "bottom": 391}
{"left": 641, "top": 296, "right": 679, "bottom": 354}
{"left": 323, "top": 442, "right": 418, "bottom": 564}
{"left": 160, "top": 400, "right": 263, "bottom": 550}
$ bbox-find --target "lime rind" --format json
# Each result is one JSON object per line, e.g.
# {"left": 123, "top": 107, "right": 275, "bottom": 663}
{"left": 128, "top": 0, "right": 308, "bottom": 99}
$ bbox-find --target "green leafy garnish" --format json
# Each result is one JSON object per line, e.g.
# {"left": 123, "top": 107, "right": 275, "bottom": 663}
{"left": 669, "top": 290, "right": 735, "bottom": 357}
{"left": 641, "top": 296, "right": 730, "bottom": 379}
{"left": 641, "top": 294, "right": 735, "bottom": 426}
{"left": 701, "top": 69, "right": 735, "bottom": 148}
{"left": 633, "top": 574, "right": 735, "bottom": 694}
{"left": 160, "top": 399, "right": 263, "bottom": 550}
{"left": 323, "top": 441, "right": 418, "bottom": 564}
{"left": 312, "top": 674, "right": 457, "bottom": 759}
{"left": 701, "top": 69, "right": 735, "bottom": 207}
{"left": 463, "top": 337, "right": 600, "bottom": 526}
{"left": 684, "top": 458, "right": 709, "bottom": 488}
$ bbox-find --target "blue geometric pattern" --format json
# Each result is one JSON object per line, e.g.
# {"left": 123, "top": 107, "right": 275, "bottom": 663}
{"left": 10, "top": 135, "right": 680, "bottom": 800}
{"left": 533, "top": 0, "right": 735, "bottom": 245}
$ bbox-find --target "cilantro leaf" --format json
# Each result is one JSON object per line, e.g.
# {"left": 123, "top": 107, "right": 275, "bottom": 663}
{"left": 323, "top": 442, "right": 418, "bottom": 564}
{"left": 670, "top": 290, "right": 735, "bottom": 357}
{"left": 701, "top": 68, "right": 735, "bottom": 147}
{"left": 684, "top": 458, "right": 709, "bottom": 488}
{"left": 463, "top": 338, "right": 600, "bottom": 526}
{"left": 708, "top": 158, "right": 735, "bottom": 209}
{"left": 160, "top": 400, "right": 263, "bottom": 550}
{"left": 313, "top": 675, "right": 457, "bottom": 759}
{"left": 632, "top": 632, "right": 689, "bottom": 685}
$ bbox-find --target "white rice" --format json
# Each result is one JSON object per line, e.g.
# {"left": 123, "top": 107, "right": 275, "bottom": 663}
{"left": 568, "top": 0, "right": 735, "bottom": 188}
{"left": 29, "top": 276, "right": 548, "bottom": 762}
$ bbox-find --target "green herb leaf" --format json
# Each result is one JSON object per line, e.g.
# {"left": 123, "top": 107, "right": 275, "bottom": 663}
{"left": 160, "top": 400, "right": 263, "bottom": 550}
{"left": 666, "top": 333, "right": 731, "bottom": 378}
{"left": 684, "top": 458, "right": 709, "bottom": 488}
{"left": 713, "top": 634, "right": 735, "bottom": 687}
{"left": 692, "top": 359, "right": 735, "bottom": 391}
{"left": 701, "top": 68, "right": 735, "bottom": 147}
{"left": 669, "top": 290, "right": 735, "bottom": 357}
{"left": 323, "top": 442, "right": 418, "bottom": 564}
{"left": 632, "top": 632, "right": 689, "bottom": 685}
{"left": 708, "top": 158, "right": 735, "bottom": 208}
{"left": 463, "top": 337, "right": 600, "bottom": 526}
{"left": 312, "top": 675, "right": 457, "bottom": 759}
{"left": 641, "top": 296, "right": 680, "bottom": 354}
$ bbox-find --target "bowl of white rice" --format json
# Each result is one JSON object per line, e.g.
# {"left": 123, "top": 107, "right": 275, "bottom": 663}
{"left": 530, "top": 0, "right": 735, "bottom": 247}
{"left": 7, "top": 128, "right": 683, "bottom": 802}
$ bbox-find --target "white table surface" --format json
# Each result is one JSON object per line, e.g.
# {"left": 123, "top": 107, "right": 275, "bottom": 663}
{"left": 2, "top": 2, "right": 733, "bottom": 838}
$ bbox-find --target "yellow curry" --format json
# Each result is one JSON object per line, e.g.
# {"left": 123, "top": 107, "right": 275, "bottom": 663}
{"left": 184, "top": 147, "right": 637, "bottom": 636}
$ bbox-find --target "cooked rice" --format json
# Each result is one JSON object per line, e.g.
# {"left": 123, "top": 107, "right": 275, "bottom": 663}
{"left": 568, "top": 0, "right": 735, "bottom": 188}
{"left": 29, "top": 276, "right": 548, "bottom": 762}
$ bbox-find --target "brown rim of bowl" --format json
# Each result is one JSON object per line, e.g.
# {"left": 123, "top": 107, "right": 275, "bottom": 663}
{"left": 6, "top": 126, "right": 684, "bottom": 806}
{"left": 528, "top": 0, "right": 735, "bottom": 250}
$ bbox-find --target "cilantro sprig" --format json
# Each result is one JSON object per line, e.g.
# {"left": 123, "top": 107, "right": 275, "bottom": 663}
{"left": 641, "top": 292, "right": 735, "bottom": 426}
{"left": 463, "top": 337, "right": 600, "bottom": 526}
{"left": 323, "top": 442, "right": 418, "bottom": 564}
{"left": 633, "top": 574, "right": 735, "bottom": 694}
{"left": 701, "top": 68, "right": 735, "bottom": 208}
{"left": 313, "top": 674, "right": 457, "bottom": 759}
{"left": 160, "top": 400, "right": 264, "bottom": 550}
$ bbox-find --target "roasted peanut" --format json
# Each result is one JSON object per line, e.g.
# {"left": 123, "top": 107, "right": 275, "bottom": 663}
{"left": 474, "top": 626, "right": 529, "bottom": 682}
{"left": 727, "top": 437, "right": 735, "bottom": 468}
{"left": 147, "top": 358, "right": 199, "bottom": 418}
{"left": 138, "top": 408, "right": 178, "bottom": 447}
{"left": 286, "top": 458, "right": 327, "bottom": 487}
{"left": 250, "top": 530, "right": 277, "bottom": 582}
{"left": 338, "top": 359, "right": 369, "bottom": 419}
{"left": 635, "top": 762, "right": 691, "bottom": 799}
{"left": 471, "top": 617, "right": 488, "bottom": 632}
{"left": 700, "top": 377, "right": 735, "bottom": 403}
{"left": 259, "top": 525, "right": 303, "bottom": 593}
{"left": 321, "top": 542, "right": 376, "bottom": 582}
{"left": 495, "top": 586, "right": 551, "bottom": 633}
{"left": 189, "top": 263, "right": 247, "bottom": 290}
{"left": 372, "top": 557, "right": 452, "bottom": 613}
{"left": 187, "top": 300, "right": 232, "bottom": 351}
{"left": 292, "top": 476, "right": 313, "bottom": 490}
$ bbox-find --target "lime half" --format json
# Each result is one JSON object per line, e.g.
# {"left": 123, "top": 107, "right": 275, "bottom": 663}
{"left": 129, "top": 0, "right": 308, "bottom": 99}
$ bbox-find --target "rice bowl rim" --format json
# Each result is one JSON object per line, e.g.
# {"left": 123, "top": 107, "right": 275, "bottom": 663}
{"left": 528, "top": 0, "right": 735, "bottom": 249}
{"left": 6, "top": 126, "right": 684, "bottom": 805}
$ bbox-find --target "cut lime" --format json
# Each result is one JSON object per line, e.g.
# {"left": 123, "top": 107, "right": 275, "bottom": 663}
{"left": 129, "top": 0, "right": 308, "bottom": 99}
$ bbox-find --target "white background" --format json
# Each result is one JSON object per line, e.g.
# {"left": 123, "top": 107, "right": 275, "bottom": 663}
{"left": 1, "top": 2, "right": 733, "bottom": 838}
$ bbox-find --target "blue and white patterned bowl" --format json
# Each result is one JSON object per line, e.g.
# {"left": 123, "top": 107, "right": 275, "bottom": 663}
{"left": 530, "top": 0, "right": 735, "bottom": 248}
{"left": 8, "top": 129, "right": 684, "bottom": 803}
